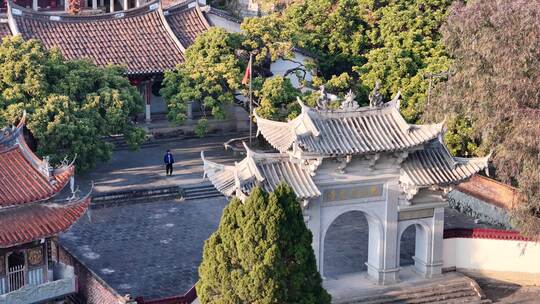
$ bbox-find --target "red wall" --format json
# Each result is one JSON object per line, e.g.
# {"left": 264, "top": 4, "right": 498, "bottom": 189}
{"left": 59, "top": 246, "right": 127, "bottom": 304}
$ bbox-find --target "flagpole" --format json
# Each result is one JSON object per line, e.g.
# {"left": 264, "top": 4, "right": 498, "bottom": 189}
{"left": 249, "top": 53, "right": 253, "bottom": 147}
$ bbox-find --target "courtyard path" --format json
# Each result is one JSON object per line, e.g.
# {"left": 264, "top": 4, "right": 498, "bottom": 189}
{"left": 76, "top": 135, "right": 240, "bottom": 194}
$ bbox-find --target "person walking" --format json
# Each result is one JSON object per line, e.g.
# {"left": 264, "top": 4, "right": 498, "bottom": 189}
{"left": 164, "top": 149, "right": 175, "bottom": 176}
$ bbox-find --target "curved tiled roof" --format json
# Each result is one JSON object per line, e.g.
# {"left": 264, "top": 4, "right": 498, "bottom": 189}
{"left": 9, "top": 1, "right": 185, "bottom": 75}
{"left": 202, "top": 144, "right": 320, "bottom": 200}
{"left": 0, "top": 195, "right": 91, "bottom": 248}
{"left": 202, "top": 140, "right": 489, "bottom": 201}
{"left": 0, "top": 114, "right": 74, "bottom": 207}
{"left": 0, "top": 20, "right": 11, "bottom": 39}
{"left": 164, "top": 2, "right": 210, "bottom": 47}
{"left": 401, "top": 140, "right": 490, "bottom": 188}
{"left": 255, "top": 97, "right": 443, "bottom": 156}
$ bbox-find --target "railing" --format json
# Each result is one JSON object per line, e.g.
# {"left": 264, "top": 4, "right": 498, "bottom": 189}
{"left": 0, "top": 263, "right": 76, "bottom": 303}
{"left": 7, "top": 265, "right": 25, "bottom": 293}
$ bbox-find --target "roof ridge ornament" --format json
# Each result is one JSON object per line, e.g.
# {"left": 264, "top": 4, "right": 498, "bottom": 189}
{"left": 369, "top": 81, "right": 384, "bottom": 108}
{"left": 316, "top": 85, "right": 329, "bottom": 110}
{"left": 340, "top": 90, "right": 359, "bottom": 111}
{"left": 386, "top": 90, "right": 401, "bottom": 109}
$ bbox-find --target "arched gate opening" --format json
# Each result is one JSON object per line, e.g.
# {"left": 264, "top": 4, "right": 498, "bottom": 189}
{"left": 323, "top": 211, "right": 369, "bottom": 278}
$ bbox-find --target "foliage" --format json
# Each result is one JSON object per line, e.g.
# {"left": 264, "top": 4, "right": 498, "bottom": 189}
{"left": 241, "top": 14, "right": 293, "bottom": 63}
{"left": 161, "top": 28, "right": 243, "bottom": 125}
{"left": 195, "top": 118, "right": 209, "bottom": 137}
{"left": 240, "top": 0, "right": 453, "bottom": 122}
{"left": 197, "top": 184, "right": 331, "bottom": 304}
{"left": 0, "top": 37, "right": 144, "bottom": 171}
{"left": 255, "top": 76, "right": 300, "bottom": 121}
{"left": 424, "top": 0, "right": 540, "bottom": 237}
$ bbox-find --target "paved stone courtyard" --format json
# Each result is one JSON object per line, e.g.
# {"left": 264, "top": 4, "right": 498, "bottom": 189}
{"left": 61, "top": 136, "right": 514, "bottom": 301}
{"left": 60, "top": 196, "right": 228, "bottom": 299}
{"left": 76, "top": 135, "right": 240, "bottom": 194}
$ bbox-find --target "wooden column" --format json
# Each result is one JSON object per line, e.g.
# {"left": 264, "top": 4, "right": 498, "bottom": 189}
{"left": 123, "top": 0, "right": 128, "bottom": 10}
{"left": 110, "top": 0, "right": 114, "bottom": 13}
{"left": 32, "top": 0, "right": 38, "bottom": 10}
{"left": 92, "top": 0, "right": 98, "bottom": 10}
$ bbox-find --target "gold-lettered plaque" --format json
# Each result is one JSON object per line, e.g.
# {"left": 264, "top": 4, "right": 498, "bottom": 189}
{"left": 323, "top": 184, "right": 383, "bottom": 203}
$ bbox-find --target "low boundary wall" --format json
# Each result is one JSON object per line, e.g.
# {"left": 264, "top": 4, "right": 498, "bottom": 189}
{"left": 443, "top": 228, "right": 540, "bottom": 285}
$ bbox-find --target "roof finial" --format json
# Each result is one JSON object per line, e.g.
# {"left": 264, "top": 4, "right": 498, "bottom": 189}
{"left": 340, "top": 90, "right": 359, "bottom": 110}
{"left": 369, "top": 81, "right": 384, "bottom": 107}
{"left": 316, "top": 85, "right": 329, "bottom": 110}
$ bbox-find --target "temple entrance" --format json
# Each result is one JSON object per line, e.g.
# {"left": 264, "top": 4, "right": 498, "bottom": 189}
{"left": 7, "top": 251, "right": 26, "bottom": 292}
{"left": 323, "top": 211, "right": 369, "bottom": 277}
{"left": 399, "top": 225, "right": 416, "bottom": 266}
{"left": 398, "top": 222, "right": 431, "bottom": 278}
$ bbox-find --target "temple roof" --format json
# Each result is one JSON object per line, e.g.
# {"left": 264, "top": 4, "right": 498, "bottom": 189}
{"left": 0, "top": 19, "right": 10, "bottom": 39}
{"left": 0, "top": 114, "right": 90, "bottom": 247}
{"left": 202, "top": 144, "right": 320, "bottom": 200}
{"left": 8, "top": 1, "right": 185, "bottom": 75}
{"left": 401, "top": 139, "right": 490, "bottom": 188}
{"left": 164, "top": 2, "right": 210, "bottom": 47}
{"left": 202, "top": 140, "right": 489, "bottom": 201}
{"left": 255, "top": 95, "right": 443, "bottom": 156}
{"left": 0, "top": 194, "right": 91, "bottom": 248}
{"left": 0, "top": 114, "right": 75, "bottom": 207}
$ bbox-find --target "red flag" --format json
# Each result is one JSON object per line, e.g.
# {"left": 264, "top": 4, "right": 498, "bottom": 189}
{"left": 242, "top": 56, "right": 252, "bottom": 85}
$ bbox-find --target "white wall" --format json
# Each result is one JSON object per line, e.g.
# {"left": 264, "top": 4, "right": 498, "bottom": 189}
{"left": 207, "top": 13, "right": 241, "bottom": 33}
{"left": 270, "top": 51, "right": 313, "bottom": 89}
{"left": 443, "top": 238, "right": 540, "bottom": 276}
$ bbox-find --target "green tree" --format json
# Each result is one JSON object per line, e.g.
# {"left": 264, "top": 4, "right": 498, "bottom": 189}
{"left": 255, "top": 76, "right": 300, "bottom": 121}
{"left": 161, "top": 28, "right": 243, "bottom": 133}
{"left": 197, "top": 184, "right": 331, "bottom": 304}
{"left": 239, "top": 0, "right": 453, "bottom": 122}
{"left": 355, "top": 0, "right": 453, "bottom": 122}
{"left": 0, "top": 37, "right": 144, "bottom": 171}
{"left": 424, "top": 0, "right": 540, "bottom": 237}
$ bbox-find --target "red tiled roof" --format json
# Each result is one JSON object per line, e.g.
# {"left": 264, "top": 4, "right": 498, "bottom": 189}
{"left": 0, "top": 21, "right": 11, "bottom": 39}
{"left": 0, "top": 195, "right": 91, "bottom": 248}
{"left": 9, "top": 1, "right": 185, "bottom": 75}
{"left": 0, "top": 114, "right": 74, "bottom": 207}
{"left": 165, "top": 4, "right": 210, "bottom": 47}
{"left": 0, "top": 143, "right": 74, "bottom": 207}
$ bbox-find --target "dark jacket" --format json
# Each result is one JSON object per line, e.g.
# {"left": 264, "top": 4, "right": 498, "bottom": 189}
{"left": 164, "top": 153, "right": 174, "bottom": 164}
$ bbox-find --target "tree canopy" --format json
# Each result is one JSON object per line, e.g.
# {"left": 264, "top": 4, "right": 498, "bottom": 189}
{"left": 161, "top": 28, "right": 243, "bottom": 135}
{"left": 424, "top": 0, "right": 540, "bottom": 237}
{"left": 197, "top": 184, "right": 331, "bottom": 303}
{"left": 238, "top": 0, "right": 453, "bottom": 121}
{"left": 0, "top": 37, "right": 144, "bottom": 171}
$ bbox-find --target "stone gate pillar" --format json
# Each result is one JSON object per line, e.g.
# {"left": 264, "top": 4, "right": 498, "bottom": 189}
{"left": 367, "top": 180, "right": 400, "bottom": 285}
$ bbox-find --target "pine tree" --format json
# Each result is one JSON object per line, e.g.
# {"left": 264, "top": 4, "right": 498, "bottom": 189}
{"left": 197, "top": 184, "right": 331, "bottom": 304}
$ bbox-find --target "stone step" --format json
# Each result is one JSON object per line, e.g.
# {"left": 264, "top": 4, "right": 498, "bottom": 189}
{"left": 344, "top": 277, "right": 490, "bottom": 304}
{"left": 186, "top": 193, "right": 224, "bottom": 200}
{"left": 184, "top": 187, "right": 220, "bottom": 195}
{"left": 183, "top": 184, "right": 223, "bottom": 200}
{"left": 90, "top": 186, "right": 184, "bottom": 208}
{"left": 436, "top": 296, "right": 492, "bottom": 304}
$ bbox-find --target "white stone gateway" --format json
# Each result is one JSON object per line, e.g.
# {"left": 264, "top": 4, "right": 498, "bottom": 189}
{"left": 201, "top": 88, "right": 489, "bottom": 285}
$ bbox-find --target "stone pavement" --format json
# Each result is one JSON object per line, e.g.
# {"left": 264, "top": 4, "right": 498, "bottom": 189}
{"left": 60, "top": 196, "right": 229, "bottom": 300}
{"left": 76, "top": 135, "right": 241, "bottom": 194}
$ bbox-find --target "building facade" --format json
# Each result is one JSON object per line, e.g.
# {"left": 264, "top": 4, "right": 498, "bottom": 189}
{"left": 203, "top": 88, "right": 489, "bottom": 284}
{"left": 0, "top": 113, "right": 90, "bottom": 303}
